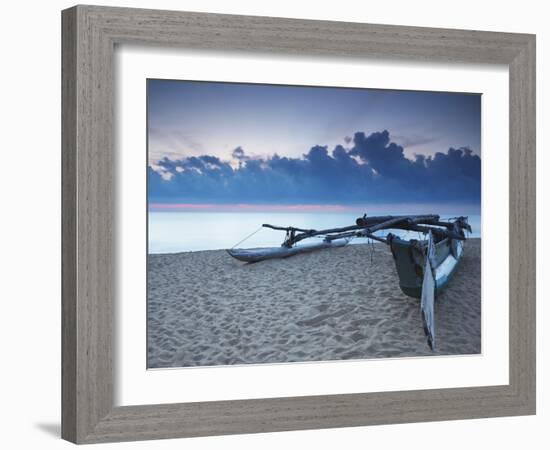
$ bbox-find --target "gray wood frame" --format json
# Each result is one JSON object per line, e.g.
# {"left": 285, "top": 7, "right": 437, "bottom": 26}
{"left": 62, "top": 5, "right": 536, "bottom": 444}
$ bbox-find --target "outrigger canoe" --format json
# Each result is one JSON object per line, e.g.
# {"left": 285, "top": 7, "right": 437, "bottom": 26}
{"left": 227, "top": 214, "right": 472, "bottom": 349}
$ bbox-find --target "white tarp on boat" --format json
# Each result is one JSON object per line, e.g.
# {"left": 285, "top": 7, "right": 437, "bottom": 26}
{"left": 421, "top": 231, "right": 436, "bottom": 349}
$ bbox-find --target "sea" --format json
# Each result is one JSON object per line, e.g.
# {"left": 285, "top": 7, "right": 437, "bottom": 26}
{"left": 148, "top": 211, "right": 481, "bottom": 254}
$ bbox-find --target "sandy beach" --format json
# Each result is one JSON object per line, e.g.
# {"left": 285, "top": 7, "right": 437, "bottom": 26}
{"left": 147, "top": 238, "right": 481, "bottom": 368}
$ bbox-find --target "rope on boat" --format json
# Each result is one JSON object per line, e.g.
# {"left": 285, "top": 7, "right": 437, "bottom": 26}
{"left": 369, "top": 236, "right": 375, "bottom": 264}
{"left": 230, "top": 226, "right": 264, "bottom": 249}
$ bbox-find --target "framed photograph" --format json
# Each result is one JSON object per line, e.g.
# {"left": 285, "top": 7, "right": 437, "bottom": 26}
{"left": 62, "top": 5, "right": 536, "bottom": 444}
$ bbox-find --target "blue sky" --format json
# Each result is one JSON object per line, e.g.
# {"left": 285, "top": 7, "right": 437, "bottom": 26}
{"left": 147, "top": 79, "right": 481, "bottom": 209}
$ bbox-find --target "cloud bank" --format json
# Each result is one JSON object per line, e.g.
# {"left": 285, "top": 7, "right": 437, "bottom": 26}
{"left": 148, "top": 130, "right": 481, "bottom": 205}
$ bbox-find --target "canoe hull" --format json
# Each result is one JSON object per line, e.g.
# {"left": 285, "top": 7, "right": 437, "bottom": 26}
{"left": 227, "top": 238, "right": 350, "bottom": 263}
{"left": 389, "top": 235, "right": 463, "bottom": 298}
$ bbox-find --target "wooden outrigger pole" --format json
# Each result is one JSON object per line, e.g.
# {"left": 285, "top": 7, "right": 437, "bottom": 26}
{"left": 228, "top": 214, "right": 469, "bottom": 263}
{"left": 261, "top": 214, "right": 466, "bottom": 248}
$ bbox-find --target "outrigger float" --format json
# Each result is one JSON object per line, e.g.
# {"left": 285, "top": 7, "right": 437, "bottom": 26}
{"left": 227, "top": 214, "right": 472, "bottom": 349}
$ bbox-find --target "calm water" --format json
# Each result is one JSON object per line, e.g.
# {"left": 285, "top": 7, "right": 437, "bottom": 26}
{"left": 148, "top": 211, "right": 481, "bottom": 254}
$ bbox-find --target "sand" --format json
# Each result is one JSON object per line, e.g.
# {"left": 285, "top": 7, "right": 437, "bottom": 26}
{"left": 147, "top": 238, "right": 481, "bottom": 368}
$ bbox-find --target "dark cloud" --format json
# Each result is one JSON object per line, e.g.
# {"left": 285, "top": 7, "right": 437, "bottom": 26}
{"left": 392, "top": 133, "right": 439, "bottom": 149}
{"left": 231, "top": 146, "right": 247, "bottom": 161}
{"left": 148, "top": 130, "right": 481, "bottom": 205}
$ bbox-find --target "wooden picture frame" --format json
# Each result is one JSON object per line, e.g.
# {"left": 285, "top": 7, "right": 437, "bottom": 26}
{"left": 61, "top": 5, "right": 536, "bottom": 444}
